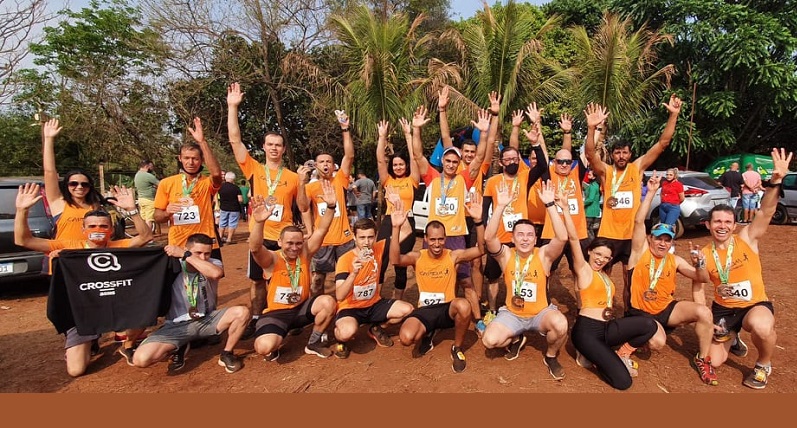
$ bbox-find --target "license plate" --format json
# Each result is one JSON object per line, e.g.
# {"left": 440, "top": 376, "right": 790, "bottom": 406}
{"left": 0, "top": 262, "right": 13, "bottom": 275}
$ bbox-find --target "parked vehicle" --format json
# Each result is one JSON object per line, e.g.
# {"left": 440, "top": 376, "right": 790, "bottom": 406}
{"left": 0, "top": 178, "right": 55, "bottom": 283}
{"left": 412, "top": 183, "right": 430, "bottom": 233}
{"left": 643, "top": 171, "right": 730, "bottom": 238}
{"left": 771, "top": 172, "right": 797, "bottom": 225}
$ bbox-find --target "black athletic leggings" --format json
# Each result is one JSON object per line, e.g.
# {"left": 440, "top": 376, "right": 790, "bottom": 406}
{"left": 377, "top": 216, "right": 416, "bottom": 290}
{"left": 571, "top": 315, "right": 657, "bottom": 390}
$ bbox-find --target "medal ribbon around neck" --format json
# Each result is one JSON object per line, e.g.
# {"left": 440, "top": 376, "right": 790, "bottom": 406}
{"left": 265, "top": 165, "right": 284, "bottom": 197}
{"left": 513, "top": 250, "right": 534, "bottom": 296}
{"left": 610, "top": 166, "right": 629, "bottom": 197}
{"left": 180, "top": 260, "right": 200, "bottom": 309}
{"left": 557, "top": 176, "right": 571, "bottom": 196}
{"left": 281, "top": 251, "right": 301, "bottom": 294}
{"left": 711, "top": 237, "right": 735, "bottom": 284}
{"left": 596, "top": 271, "right": 613, "bottom": 309}
{"left": 439, "top": 175, "right": 457, "bottom": 209}
{"left": 647, "top": 253, "right": 667, "bottom": 294}
{"left": 181, "top": 173, "right": 198, "bottom": 198}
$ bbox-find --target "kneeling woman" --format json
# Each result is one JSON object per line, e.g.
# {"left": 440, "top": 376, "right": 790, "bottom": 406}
{"left": 561, "top": 205, "right": 657, "bottom": 390}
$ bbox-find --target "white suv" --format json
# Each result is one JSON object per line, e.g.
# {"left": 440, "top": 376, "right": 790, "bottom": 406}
{"left": 643, "top": 171, "right": 730, "bottom": 238}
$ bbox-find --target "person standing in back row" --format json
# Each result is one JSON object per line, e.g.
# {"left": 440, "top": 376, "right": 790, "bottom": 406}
{"left": 741, "top": 163, "right": 762, "bottom": 224}
{"left": 718, "top": 162, "right": 744, "bottom": 212}
{"left": 134, "top": 160, "right": 160, "bottom": 233}
{"left": 218, "top": 171, "right": 242, "bottom": 244}
{"left": 353, "top": 172, "right": 376, "bottom": 220}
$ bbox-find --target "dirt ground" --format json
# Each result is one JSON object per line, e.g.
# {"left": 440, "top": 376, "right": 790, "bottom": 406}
{"left": 1, "top": 221, "right": 795, "bottom": 393}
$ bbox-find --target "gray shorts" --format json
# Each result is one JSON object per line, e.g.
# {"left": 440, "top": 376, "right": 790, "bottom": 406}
{"left": 140, "top": 308, "right": 227, "bottom": 349}
{"left": 64, "top": 326, "right": 100, "bottom": 349}
{"left": 311, "top": 240, "right": 355, "bottom": 273}
{"left": 492, "top": 303, "right": 559, "bottom": 336}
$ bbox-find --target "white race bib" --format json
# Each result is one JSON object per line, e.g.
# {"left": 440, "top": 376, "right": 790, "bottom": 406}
{"left": 173, "top": 205, "right": 201, "bottom": 225}
{"left": 318, "top": 202, "right": 341, "bottom": 218}
{"left": 724, "top": 280, "right": 753, "bottom": 302}
{"left": 555, "top": 198, "right": 580, "bottom": 215}
{"left": 267, "top": 204, "right": 284, "bottom": 222}
{"left": 274, "top": 286, "right": 303, "bottom": 305}
{"left": 502, "top": 212, "right": 522, "bottom": 232}
{"left": 518, "top": 281, "right": 538, "bottom": 302}
{"left": 434, "top": 197, "right": 459, "bottom": 216}
{"left": 419, "top": 291, "right": 445, "bottom": 307}
{"left": 613, "top": 191, "right": 633, "bottom": 209}
{"left": 353, "top": 283, "right": 377, "bottom": 301}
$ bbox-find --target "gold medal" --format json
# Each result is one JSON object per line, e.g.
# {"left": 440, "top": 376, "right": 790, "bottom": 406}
{"left": 179, "top": 196, "right": 194, "bottom": 207}
{"left": 287, "top": 292, "right": 301, "bottom": 304}
{"left": 266, "top": 195, "right": 277, "bottom": 206}
{"left": 607, "top": 196, "right": 618, "bottom": 208}
{"left": 511, "top": 294, "right": 525, "bottom": 309}
{"left": 643, "top": 289, "right": 657, "bottom": 302}
{"left": 602, "top": 307, "right": 615, "bottom": 321}
{"left": 188, "top": 306, "right": 200, "bottom": 319}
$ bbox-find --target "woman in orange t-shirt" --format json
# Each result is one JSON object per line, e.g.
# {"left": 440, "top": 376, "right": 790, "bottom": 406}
{"left": 375, "top": 119, "right": 419, "bottom": 300}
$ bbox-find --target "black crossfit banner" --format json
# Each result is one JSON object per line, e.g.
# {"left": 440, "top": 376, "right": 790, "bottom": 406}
{"left": 47, "top": 247, "right": 176, "bottom": 335}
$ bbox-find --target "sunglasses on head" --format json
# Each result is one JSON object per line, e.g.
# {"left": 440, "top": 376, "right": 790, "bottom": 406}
{"left": 554, "top": 159, "right": 573, "bottom": 165}
{"left": 652, "top": 223, "right": 674, "bottom": 231}
{"left": 68, "top": 181, "right": 91, "bottom": 188}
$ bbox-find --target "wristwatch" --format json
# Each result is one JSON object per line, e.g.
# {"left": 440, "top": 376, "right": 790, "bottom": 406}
{"left": 544, "top": 201, "right": 555, "bottom": 208}
{"left": 124, "top": 208, "right": 139, "bottom": 217}
{"left": 182, "top": 250, "right": 192, "bottom": 261}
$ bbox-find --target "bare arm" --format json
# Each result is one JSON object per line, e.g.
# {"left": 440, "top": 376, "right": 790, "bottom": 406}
{"left": 483, "top": 91, "right": 501, "bottom": 168}
{"left": 249, "top": 197, "right": 277, "bottom": 270}
{"left": 469, "top": 109, "right": 491, "bottom": 181}
{"left": 635, "top": 94, "right": 682, "bottom": 171}
{"left": 438, "top": 85, "right": 452, "bottom": 148}
{"left": 398, "top": 118, "right": 420, "bottom": 184}
{"left": 584, "top": 103, "right": 610, "bottom": 179}
{"left": 296, "top": 166, "right": 311, "bottom": 213}
{"left": 335, "top": 257, "right": 363, "bottom": 302}
{"left": 509, "top": 109, "right": 524, "bottom": 149}
{"left": 538, "top": 182, "right": 567, "bottom": 275}
{"left": 742, "top": 148, "right": 793, "bottom": 247}
{"left": 187, "top": 117, "right": 223, "bottom": 188}
{"left": 675, "top": 253, "right": 709, "bottom": 283}
{"left": 376, "top": 120, "right": 390, "bottom": 185}
{"left": 559, "top": 113, "right": 573, "bottom": 152}
{"left": 226, "top": 83, "right": 249, "bottom": 164}
{"left": 389, "top": 200, "right": 418, "bottom": 267}
{"left": 305, "top": 180, "right": 338, "bottom": 256}
{"left": 14, "top": 184, "right": 52, "bottom": 253}
{"left": 560, "top": 192, "right": 588, "bottom": 276}
{"left": 339, "top": 114, "right": 355, "bottom": 177}
{"left": 42, "top": 119, "right": 64, "bottom": 213}
{"left": 692, "top": 279, "right": 707, "bottom": 306}
{"left": 165, "top": 244, "right": 224, "bottom": 281}
{"left": 411, "top": 106, "right": 432, "bottom": 177}
{"left": 630, "top": 173, "right": 660, "bottom": 266}
{"left": 108, "top": 186, "right": 152, "bottom": 247}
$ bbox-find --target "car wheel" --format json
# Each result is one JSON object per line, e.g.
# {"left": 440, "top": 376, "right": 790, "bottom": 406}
{"left": 771, "top": 204, "right": 788, "bottom": 225}
{"left": 674, "top": 217, "right": 684, "bottom": 239}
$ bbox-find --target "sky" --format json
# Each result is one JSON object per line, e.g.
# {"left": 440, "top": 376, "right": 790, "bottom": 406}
{"left": 450, "top": 0, "right": 549, "bottom": 19}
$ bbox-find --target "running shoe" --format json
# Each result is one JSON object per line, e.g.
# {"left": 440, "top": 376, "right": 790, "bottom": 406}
{"left": 504, "top": 335, "right": 527, "bottom": 361}
{"left": 451, "top": 346, "right": 466, "bottom": 373}
{"left": 334, "top": 343, "right": 351, "bottom": 359}
{"left": 218, "top": 351, "right": 243, "bottom": 373}
{"left": 691, "top": 353, "right": 719, "bottom": 386}
{"left": 742, "top": 364, "right": 770, "bottom": 390}
{"left": 117, "top": 346, "right": 135, "bottom": 367}
{"left": 414, "top": 330, "right": 436, "bottom": 357}
{"left": 168, "top": 343, "right": 190, "bottom": 372}
{"left": 730, "top": 335, "right": 749, "bottom": 358}
{"left": 368, "top": 324, "right": 394, "bottom": 347}
{"left": 575, "top": 350, "right": 593, "bottom": 369}
{"left": 544, "top": 356, "right": 565, "bottom": 380}
{"left": 305, "top": 341, "right": 333, "bottom": 358}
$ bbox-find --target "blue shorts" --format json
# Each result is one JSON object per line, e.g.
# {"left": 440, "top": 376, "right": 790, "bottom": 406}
{"left": 219, "top": 210, "right": 240, "bottom": 228}
{"left": 741, "top": 193, "right": 759, "bottom": 210}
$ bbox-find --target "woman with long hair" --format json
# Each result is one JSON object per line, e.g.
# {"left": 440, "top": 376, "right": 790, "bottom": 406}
{"left": 375, "top": 118, "right": 419, "bottom": 300}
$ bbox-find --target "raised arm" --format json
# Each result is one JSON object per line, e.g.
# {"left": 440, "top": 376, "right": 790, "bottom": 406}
{"left": 187, "top": 117, "right": 222, "bottom": 188}
{"left": 630, "top": 172, "right": 660, "bottom": 265}
{"left": 339, "top": 113, "right": 355, "bottom": 177}
{"left": 389, "top": 199, "right": 418, "bottom": 267}
{"left": 559, "top": 189, "right": 588, "bottom": 275}
{"left": 165, "top": 244, "right": 224, "bottom": 281}
{"left": 468, "top": 109, "right": 491, "bottom": 181}
{"left": 509, "top": 109, "right": 524, "bottom": 149}
{"left": 14, "top": 183, "right": 52, "bottom": 253}
{"left": 485, "top": 180, "right": 512, "bottom": 264}
{"left": 296, "top": 165, "right": 311, "bottom": 213}
{"left": 42, "top": 119, "right": 64, "bottom": 212}
{"left": 438, "top": 85, "right": 452, "bottom": 148}
{"left": 376, "top": 120, "right": 390, "bottom": 185}
{"left": 108, "top": 185, "right": 152, "bottom": 247}
{"left": 226, "top": 83, "right": 249, "bottom": 164}
{"left": 483, "top": 91, "right": 502, "bottom": 167}
{"left": 305, "top": 180, "right": 338, "bottom": 256}
{"left": 399, "top": 117, "right": 421, "bottom": 184}
{"left": 411, "top": 105, "right": 432, "bottom": 177}
{"left": 674, "top": 243, "right": 709, "bottom": 282}
{"left": 635, "top": 94, "right": 682, "bottom": 171}
{"left": 742, "top": 148, "right": 793, "bottom": 248}
{"left": 584, "top": 103, "right": 610, "bottom": 179}
{"left": 538, "top": 181, "right": 567, "bottom": 274}
{"left": 559, "top": 113, "right": 573, "bottom": 152}
{"left": 249, "top": 196, "right": 277, "bottom": 270}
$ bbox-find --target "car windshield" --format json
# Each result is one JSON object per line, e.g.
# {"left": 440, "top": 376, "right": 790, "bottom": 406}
{"left": 0, "top": 187, "right": 47, "bottom": 219}
{"left": 681, "top": 175, "right": 724, "bottom": 190}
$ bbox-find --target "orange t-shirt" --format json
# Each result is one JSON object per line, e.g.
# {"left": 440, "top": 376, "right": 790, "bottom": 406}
{"left": 383, "top": 176, "right": 418, "bottom": 215}
{"left": 239, "top": 156, "right": 298, "bottom": 241}
{"left": 47, "top": 239, "right": 132, "bottom": 252}
{"left": 456, "top": 160, "right": 490, "bottom": 195}
{"left": 335, "top": 240, "right": 386, "bottom": 310}
{"left": 598, "top": 163, "right": 642, "bottom": 240}
{"left": 414, "top": 249, "right": 457, "bottom": 307}
{"left": 264, "top": 250, "right": 312, "bottom": 313}
{"left": 542, "top": 164, "right": 587, "bottom": 239}
{"left": 155, "top": 174, "right": 220, "bottom": 248}
{"left": 580, "top": 270, "right": 615, "bottom": 310}
{"left": 55, "top": 204, "right": 92, "bottom": 240}
{"left": 305, "top": 172, "right": 353, "bottom": 246}
{"left": 484, "top": 172, "right": 530, "bottom": 243}
{"left": 503, "top": 248, "right": 549, "bottom": 317}
{"left": 630, "top": 250, "right": 678, "bottom": 314}
{"left": 702, "top": 236, "right": 768, "bottom": 309}
{"left": 422, "top": 168, "right": 473, "bottom": 237}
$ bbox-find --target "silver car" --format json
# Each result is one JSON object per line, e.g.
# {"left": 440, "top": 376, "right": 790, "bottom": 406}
{"left": 643, "top": 171, "right": 730, "bottom": 238}
{"left": 771, "top": 172, "right": 797, "bottom": 224}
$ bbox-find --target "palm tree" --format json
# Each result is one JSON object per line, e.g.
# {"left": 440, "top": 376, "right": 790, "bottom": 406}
{"left": 570, "top": 12, "right": 675, "bottom": 133}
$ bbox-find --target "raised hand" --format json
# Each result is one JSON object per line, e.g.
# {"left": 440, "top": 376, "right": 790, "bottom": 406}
{"left": 465, "top": 191, "right": 483, "bottom": 220}
{"left": 438, "top": 85, "right": 450, "bottom": 111}
{"left": 297, "top": 165, "right": 311, "bottom": 183}
{"left": 390, "top": 199, "right": 408, "bottom": 228}
{"left": 663, "top": 94, "right": 683, "bottom": 115}
{"left": 320, "top": 179, "right": 338, "bottom": 207}
{"left": 227, "top": 83, "right": 244, "bottom": 107}
{"left": 511, "top": 109, "right": 524, "bottom": 127}
{"left": 16, "top": 183, "right": 43, "bottom": 210}
{"left": 109, "top": 185, "right": 136, "bottom": 211}
{"left": 537, "top": 179, "right": 556, "bottom": 205}
{"left": 647, "top": 171, "right": 662, "bottom": 192}
{"left": 412, "top": 105, "right": 431, "bottom": 128}
{"left": 471, "top": 108, "right": 491, "bottom": 133}
{"left": 770, "top": 147, "right": 793, "bottom": 183}
{"left": 495, "top": 180, "right": 514, "bottom": 208}
{"left": 398, "top": 117, "right": 411, "bottom": 135}
{"left": 377, "top": 120, "right": 389, "bottom": 138}
{"left": 559, "top": 113, "right": 573, "bottom": 133}
{"left": 523, "top": 122, "right": 541, "bottom": 145}
{"left": 385, "top": 185, "right": 401, "bottom": 208}
{"left": 688, "top": 241, "right": 705, "bottom": 266}
{"left": 251, "top": 195, "right": 276, "bottom": 223}
{"left": 43, "top": 118, "right": 62, "bottom": 139}
{"left": 584, "top": 103, "right": 609, "bottom": 128}
{"left": 187, "top": 117, "right": 205, "bottom": 143}
{"left": 489, "top": 91, "right": 501, "bottom": 115}
{"left": 525, "top": 102, "right": 542, "bottom": 124}
{"left": 553, "top": 188, "right": 568, "bottom": 211}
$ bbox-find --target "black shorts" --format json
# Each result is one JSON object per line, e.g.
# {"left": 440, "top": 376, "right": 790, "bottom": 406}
{"left": 247, "top": 239, "right": 280, "bottom": 281}
{"left": 603, "top": 238, "right": 632, "bottom": 267}
{"left": 626, "top": 300, "right": 679, "bottom": 335}
{"left": 336, "top": 299, "right": 395, "bottom": 324}
{"left": 312, "top": 240, "right": 355, "bottom": 273}
{"left": 407, "top": 302, "right": 455, "bottom": 333}
{"left": 465, "top": 217, "right": 478, "bottom": 248}
{"left": 254, "top": 296, "right": 319, "bottom": 338}
{"left": 485, "top": 243, "right": 514, "bottom": 281}
{"left": 711, "top": 301, "right": 774, "bottom": 334}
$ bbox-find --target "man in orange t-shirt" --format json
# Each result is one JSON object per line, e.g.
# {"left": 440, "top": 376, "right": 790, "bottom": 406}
{"left": 331, "top": 219, "right": 414, "bottom": 359}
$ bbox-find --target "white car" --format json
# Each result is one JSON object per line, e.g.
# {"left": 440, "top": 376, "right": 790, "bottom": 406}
{"left": 643, "top": 171, "right": 730, "bottom": 238}
{"left": 412, "top": 183, "right": 430, "bottom": 233}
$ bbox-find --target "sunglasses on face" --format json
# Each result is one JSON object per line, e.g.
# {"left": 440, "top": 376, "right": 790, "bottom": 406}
{"left": 501, "top": 158, "right": 520, "bottom": 164}
{"left": 554, "top": 159, "right": 573, "bottom": 165}
{"left": 68, "top": 181, "right": 91, "bottom": 188}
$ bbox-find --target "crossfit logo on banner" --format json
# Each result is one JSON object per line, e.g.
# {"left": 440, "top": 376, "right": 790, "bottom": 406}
{"left": 87, "top": 253, "right": 122, "bottom": 272}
